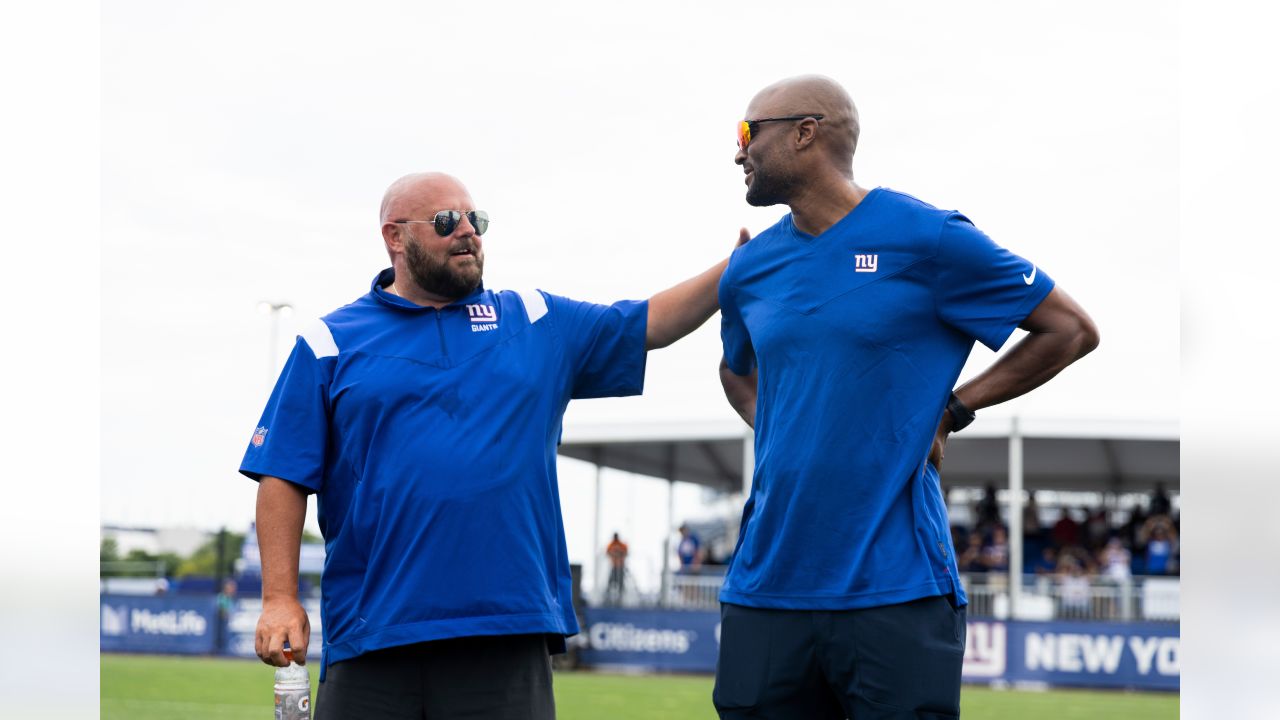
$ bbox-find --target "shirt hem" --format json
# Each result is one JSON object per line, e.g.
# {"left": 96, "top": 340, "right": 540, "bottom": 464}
{"left": 322, "top": 611, "right": 574, "bottom": 679}
{"left": 720, "top": 578, "right": 965, "bottom": 610}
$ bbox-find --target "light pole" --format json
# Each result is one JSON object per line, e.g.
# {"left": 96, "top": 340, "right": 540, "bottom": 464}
{"left": 257, "top": 301, "right": 293, "bottom": 389}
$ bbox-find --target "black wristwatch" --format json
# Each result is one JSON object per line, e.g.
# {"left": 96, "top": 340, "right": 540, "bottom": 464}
{"left": 946, "top": 392, "right": 976, "bottom": 432}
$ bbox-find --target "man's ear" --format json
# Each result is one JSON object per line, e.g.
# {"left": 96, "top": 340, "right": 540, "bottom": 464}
{"left": 382, "top": 222, "right": 404, "bottom": 254}
{"left": 795, "top": 118, "right": 820, "bottom": 150}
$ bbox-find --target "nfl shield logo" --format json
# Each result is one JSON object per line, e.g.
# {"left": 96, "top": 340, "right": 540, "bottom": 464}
{"left": 252, "top": 426, "right": 268, "bottom": 447}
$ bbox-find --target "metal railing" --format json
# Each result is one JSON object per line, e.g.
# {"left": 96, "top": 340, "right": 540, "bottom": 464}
{"left": 661, "top": 572, "right": 725, "bottom": 610}
{"left": 961, "top": 573, "right": 1179, "bottom": 622}
{"left": 632, "top": 571, "right": 1180, "bottom": 622}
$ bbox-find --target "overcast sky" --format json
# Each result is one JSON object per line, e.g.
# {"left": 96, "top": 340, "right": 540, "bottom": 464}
{"left": 100, "top": 0, "right": 1178, "bottom": 588}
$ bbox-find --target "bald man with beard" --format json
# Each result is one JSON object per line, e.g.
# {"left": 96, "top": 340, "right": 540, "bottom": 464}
{"left": 714, "top": 76, "right": 1098, "bottom": 718}
{"left": 242, "top": 172, "right": 742, "bottom": 719}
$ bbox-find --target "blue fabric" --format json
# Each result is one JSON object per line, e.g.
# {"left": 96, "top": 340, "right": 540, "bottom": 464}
{"left": 718, "top": 188, "right": 1055, "bottom": 610}
{"left": 713, "top": 598, "right": 966, "bottom": 718}
{"left": 241, "top": 269, "right": 648, "bottom": 677}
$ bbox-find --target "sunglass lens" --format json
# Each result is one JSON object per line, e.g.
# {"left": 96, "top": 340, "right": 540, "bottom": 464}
{"left": 470, "top": 211, "right": 489, "bottom": 235}
{"left": 738, "top": 121, "right": 751, "bottom": 149}
{"left": 433, "top": 210, "right": 460, "bottom": 236}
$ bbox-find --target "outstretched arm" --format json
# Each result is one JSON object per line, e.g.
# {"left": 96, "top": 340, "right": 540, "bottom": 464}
{"left": 255, "top": 476, "right": 311, "bottom": 667}
{"left": 646, "top": 229, "right": 751, "bottom": 350}
{"left": 929, "top": 286, "right": 1099, "bottom": 467}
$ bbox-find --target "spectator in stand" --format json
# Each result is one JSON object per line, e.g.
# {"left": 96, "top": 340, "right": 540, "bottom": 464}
{"left": 605, "top": 533, "right": 628, "bottom": 603}
{"left": 1051, "top": 508, "right": 1082, "bottom": 549}
{"left": 1098, "top": 537, "right": 1132, "bottom": 583}
{"left": 1022, "top": 491, "right": 1044, "bottom": 540}
{"left": 980, "top": 525, "right": 1010, "bottom": 591}
{"left": 1084, "top": 508, "right": 1110, "bottom": 552}
{"left": 975, "top": 483, "right": 1001, "bottom": 534}
{"left": 1139, "top": 514, "right": 1179, "bottom": 576}
{"left": 1149, "top": 482, "right": 1172, "bottom": 518}
{"left": 1120, "top": 505, "right": 1147, "bottom": 556}
{"left": 981, "top": 525, "right": 1010, "bottom": 574}
{"left": 1056, "top": 553, "right": 1093, "bottom": 618}
{"left": 1031, "top": 546, "right": 1058, "bottom": 576}
{"left": 677, "top": 524, "right": 702, "bottom": 574}
{"left": 1020, "top": 492, "right": 1047, "bottom": 573}
{"left": 957, "top": 532, "right": 986, "bottom": 574}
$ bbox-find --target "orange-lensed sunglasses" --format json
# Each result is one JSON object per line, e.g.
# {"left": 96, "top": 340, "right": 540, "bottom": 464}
{"left": 737, "top": 114, "right": 825, "bottom": 150}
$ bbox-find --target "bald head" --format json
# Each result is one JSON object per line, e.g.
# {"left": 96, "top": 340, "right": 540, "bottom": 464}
{"left": 749, "top": 74, "right": 860, "bottom": 169}
{"left": 379, "top": 172, "right": 471, "bottom": 225}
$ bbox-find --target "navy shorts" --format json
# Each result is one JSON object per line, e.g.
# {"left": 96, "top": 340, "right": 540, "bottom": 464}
{"left": 315, "top": 634, "right": 555, "bottom": 720}
{"left": 713, "top": 595, "right": 966, "bottom": 719}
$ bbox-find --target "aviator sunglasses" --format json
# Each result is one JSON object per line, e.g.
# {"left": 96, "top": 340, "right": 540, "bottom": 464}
{"left": 392, "top": 210, "right": 490, "bottom": 236}
{"left": 737, "top": 114, "right": 825, "bottom": 150}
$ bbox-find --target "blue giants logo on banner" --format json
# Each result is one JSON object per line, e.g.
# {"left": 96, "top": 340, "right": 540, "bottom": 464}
{"left": 100, "top": 595, "right": 217, "bottom": 655}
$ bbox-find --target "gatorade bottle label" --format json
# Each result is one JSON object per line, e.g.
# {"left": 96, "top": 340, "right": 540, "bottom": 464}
{"left": 275, "top": 688, "right": 311, "bottom": 720}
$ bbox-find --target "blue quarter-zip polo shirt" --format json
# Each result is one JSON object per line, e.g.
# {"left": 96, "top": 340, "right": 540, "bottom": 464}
{"left": 241, "top": 269, "right": 648, "bottom": 677}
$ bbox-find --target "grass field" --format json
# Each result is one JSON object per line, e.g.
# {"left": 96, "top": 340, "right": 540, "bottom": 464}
{"left": 102, "top": 654, "right": 1178, "bottom": 719}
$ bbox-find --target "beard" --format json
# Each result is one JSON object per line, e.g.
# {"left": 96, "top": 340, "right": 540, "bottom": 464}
{"left": 744, "top": 160, "right": 798, "bottom": 208}
{"left": 404, "top": 235, "right": 484, "bottom": 300}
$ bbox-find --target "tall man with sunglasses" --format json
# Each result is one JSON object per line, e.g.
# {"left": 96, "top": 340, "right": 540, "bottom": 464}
{"left": 242, "top": 172, "right": 739, "bottom": 719}
{"left": 714, "top": 75, "right": 1099, "bottom": 718}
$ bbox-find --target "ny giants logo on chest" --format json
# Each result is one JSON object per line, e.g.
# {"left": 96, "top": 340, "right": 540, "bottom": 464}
{"left": 854, "top": 253, "right": 879, "bottom": 273}
{"left": 466, "top": 304, "right": 498, "bottom": 332}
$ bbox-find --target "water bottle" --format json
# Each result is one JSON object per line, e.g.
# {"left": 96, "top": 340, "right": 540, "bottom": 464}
{"left": 273, "top": 648, "right": 311, "bottom": 719}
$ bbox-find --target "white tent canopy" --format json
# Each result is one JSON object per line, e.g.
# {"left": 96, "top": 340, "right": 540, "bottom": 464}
{"left": 558, "top": 416, "right": 1179, "bottom": 496}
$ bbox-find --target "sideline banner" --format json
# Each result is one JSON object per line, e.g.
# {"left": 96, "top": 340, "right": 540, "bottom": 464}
{"left": 223, "top": 598, "right": 324, "bottom": 659}
{"left": 100, "top": 595, "right": 217, "bottom": 655}
{"left": 579, "top": 607, "right": 720, "bottom": 671}
{"left": 965, "top": 619, "right": 1179, "bottom": 690}
{"left": 579, "top": 607, "right": 1179, "bottom": 691}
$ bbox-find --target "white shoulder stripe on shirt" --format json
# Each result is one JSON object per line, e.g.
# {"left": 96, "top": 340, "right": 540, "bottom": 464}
{"left": 515, "top": 288, "right": 548, "bottom": 324}
{"left": 300, "top": 319, "right": 339, "bottom": 359}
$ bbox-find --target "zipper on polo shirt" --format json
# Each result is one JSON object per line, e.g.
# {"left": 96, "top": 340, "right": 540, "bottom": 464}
{"left": 434, "top": 309, "right": 448, "bottom": 359}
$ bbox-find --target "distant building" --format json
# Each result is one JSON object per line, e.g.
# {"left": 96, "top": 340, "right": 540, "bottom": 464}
{"left": 101, "top": 524, "right": 210, "bottom": 558}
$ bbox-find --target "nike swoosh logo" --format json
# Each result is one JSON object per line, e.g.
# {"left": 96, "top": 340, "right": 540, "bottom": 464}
{"left": 1023, "top": 265, "right": 1037, "bottom": 285}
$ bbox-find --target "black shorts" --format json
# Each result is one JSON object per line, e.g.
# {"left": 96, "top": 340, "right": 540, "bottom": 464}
{"left": 713, "top": 596, "right": 966, "bottom": 720}
{"left": 315, "top": 633, "right": 555, "bottom": 720}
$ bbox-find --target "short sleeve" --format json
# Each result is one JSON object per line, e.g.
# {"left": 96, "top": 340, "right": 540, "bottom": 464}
{"left": 719, "top": 270, "right": 756, "bottom": 376}
{"left": 543, "top": 293, "right": 649, "bottom": 399}
{"left": 934, "top": 214, "right": 1055, "bottom": 351}
{"left": 238, "top": 334, "right": 331, "bottom": 492}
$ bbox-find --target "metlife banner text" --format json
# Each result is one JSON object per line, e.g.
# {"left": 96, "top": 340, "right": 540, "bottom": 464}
{"left": 100, "top": 595, "right": 217, "bottom": 655}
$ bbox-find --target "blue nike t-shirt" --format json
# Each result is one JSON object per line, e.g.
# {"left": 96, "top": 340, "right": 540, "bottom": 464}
{"left": 240, "top": 269, "right": 648, "bottom": 677}
{"left": 719, "top": 188, "right": 1054, "bottom": 610}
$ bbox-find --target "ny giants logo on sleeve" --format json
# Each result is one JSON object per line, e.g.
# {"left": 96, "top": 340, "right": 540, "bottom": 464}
{"left": 251, "top": 426, "right": 268, "bottom": 447}
{"left": 854, "top": 253, "right": 879, "bottom": 273}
